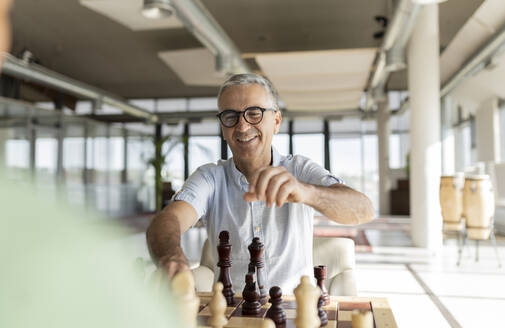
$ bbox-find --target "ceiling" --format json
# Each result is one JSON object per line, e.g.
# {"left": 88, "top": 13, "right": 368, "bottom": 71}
{"left": 8, "top": 0, "right": 484, "bottom": 107}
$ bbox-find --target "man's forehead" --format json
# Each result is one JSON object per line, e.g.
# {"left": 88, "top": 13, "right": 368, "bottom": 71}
{"left": 218, "top": 84, "right": 273, "bottom": 110}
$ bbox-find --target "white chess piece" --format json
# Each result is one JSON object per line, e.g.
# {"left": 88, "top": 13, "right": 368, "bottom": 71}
{"left": 351, "top": 309, "right": 373, "bottom": 328}
{"left": 171, "top": 271, "right": 200, "bottom": 328}
{"left": 294, "top": 275, "right": 321, "bottom": 328}
{"left": 208, "top": 282, "right": 228, "bottom": 328}
{"left": 261, "top": 318, "right": 276, "bottom": 328}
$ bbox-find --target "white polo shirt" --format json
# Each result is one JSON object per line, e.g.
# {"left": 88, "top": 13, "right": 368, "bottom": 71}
{"left": 174, "top": 147, "right": 343, "bottom": 293}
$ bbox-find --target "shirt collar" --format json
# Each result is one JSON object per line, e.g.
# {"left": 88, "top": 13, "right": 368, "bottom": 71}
{"left": 229, "top": 146, "right": 282, "bottom": 187}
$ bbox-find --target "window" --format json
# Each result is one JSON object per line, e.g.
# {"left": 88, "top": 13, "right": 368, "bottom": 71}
{"left": 293, "top": 134, "right": 324, "bottom": 167}
{"left": 272, "top": 133, "right": 289, "bottom": 155}
{"left": 189, "top": 136, "right": 220, "bottom": 174}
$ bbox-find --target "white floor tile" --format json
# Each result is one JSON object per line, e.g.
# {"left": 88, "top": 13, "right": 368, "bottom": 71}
{"left": 359, "top": 292, "right": 451, "bottom": 328}
{"left": 439, "top": 296, "right": 505, "bottom": 328}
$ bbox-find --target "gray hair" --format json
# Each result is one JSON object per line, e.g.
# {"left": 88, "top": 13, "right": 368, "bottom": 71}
{"left": 217, "top": 73, "right": 279, "bottom": 110}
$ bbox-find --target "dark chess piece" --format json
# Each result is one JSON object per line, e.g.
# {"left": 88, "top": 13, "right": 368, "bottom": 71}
{"left": 317, "top": 291, "right": 328, "bottom": 327}
{"left": 314, "top": 265, "right": 330, "bottom": 306}
{"left": 242, "top": 273, "right": 261, "bottom": 315}
{"left": 217, "top": 231, "right": 234, "bottom": 305}
{"left": 248, "top": 237, "right": 267, "bottom": 305}
{"left": 265, "top": 286, "right": 286, "bottom": 326}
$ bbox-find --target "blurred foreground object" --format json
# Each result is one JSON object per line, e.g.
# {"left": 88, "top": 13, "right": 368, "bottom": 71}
{"left": 0, "top": 172, "right": 180, "bottom": 328}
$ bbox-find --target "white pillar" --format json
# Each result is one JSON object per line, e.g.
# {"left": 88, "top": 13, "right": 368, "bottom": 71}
{"left": 377, "top": 100, "right": 391, "bottom": 215}
{"left": 475, "top": 98, "right": 501, "bottom": 163}
{"left": 407, "top": 4, "right": 442, "bottom": 250}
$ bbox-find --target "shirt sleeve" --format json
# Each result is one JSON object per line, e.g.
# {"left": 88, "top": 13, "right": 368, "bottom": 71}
{"left": 294, "top": 155, "right": 344, "bottom": 187}
{"left": 172, "top": 164, "right": 216, "bottom": 219}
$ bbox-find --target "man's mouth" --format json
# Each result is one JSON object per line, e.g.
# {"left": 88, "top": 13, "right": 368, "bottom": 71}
{"left": 236, "top": 135, "right": 258, "bottom": 144}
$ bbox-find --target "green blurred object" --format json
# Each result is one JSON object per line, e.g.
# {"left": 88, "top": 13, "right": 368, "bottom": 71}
{"left": 0, "top": 172, "right": 180, "bottom": 328}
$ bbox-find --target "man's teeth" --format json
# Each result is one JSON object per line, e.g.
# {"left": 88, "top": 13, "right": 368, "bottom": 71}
{"left": 237, "top": 136, "right": 256, "bottom": 142}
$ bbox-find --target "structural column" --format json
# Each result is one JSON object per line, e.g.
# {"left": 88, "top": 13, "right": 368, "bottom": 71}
{"left": 0, "top": 128, "right": 9, "bottom": 168}
{"left": 475, "top": 97, "right": 501, "bottom": 163}
{"left": 377, "top": 100, "right": 391, "bottom": 215}
{"left": 407, "top": 4, "right": 442, "bottom": 250}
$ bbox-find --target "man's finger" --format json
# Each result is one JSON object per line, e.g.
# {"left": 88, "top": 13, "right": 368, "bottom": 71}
{"left": 255, "top": 167, "right": 284, "bottom": 201}
{"left": 244, "top": 191, "right": 259, "bottom": 202}
{"left": 265, "top": 173, "right": 290, "bottom": 207}
{"left": 276, "top": 180, "right": 294, "bottom": 207}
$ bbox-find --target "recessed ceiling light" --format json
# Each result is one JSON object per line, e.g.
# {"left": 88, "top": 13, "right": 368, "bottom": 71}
{"left": 142, "top": 0, "right": 174, "bottom": 19}
{"left": 411, "top": 0, "right": 447, "bottom": 4}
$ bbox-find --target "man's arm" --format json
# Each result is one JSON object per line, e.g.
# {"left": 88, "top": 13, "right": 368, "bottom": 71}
{"left": 146, "top": 200, "right": 198, "bottom": 279}
{"left": 244, "top": 166, "right": 374, "bottom": 225}
{"left": 301, "top": 183, "right": 374, "bottom": 224}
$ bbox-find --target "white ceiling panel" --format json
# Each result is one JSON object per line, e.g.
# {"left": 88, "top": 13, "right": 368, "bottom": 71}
{"left": 255, "top": 48, "right": 375, "bottom": 111}
{"left": 80, "top": 0, "right": 183, "bottom": 31}
{"left": 255, "top": 49, "right": 376, "bottom": 76}
{"left": 158, "top": 48, "right": 226, "bottom": 87}
{"left": 281, "top": 90, "right": 363, "bottom": 111}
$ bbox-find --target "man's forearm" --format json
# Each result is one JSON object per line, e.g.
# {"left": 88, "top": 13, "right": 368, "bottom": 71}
{"left": 302, "top": 183, "right": 374, "bottom": 224}
{"left": 146, "top": 212, "right": 186, "bottom": 266}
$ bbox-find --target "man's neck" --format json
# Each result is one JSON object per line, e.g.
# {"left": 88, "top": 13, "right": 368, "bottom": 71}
{"left": 234, "top": 149, "right": 272, "bottom": 182}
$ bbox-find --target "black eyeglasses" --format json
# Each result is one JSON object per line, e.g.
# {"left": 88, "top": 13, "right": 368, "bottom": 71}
{"left": 216, "top": 106, "right": 277, "bottom": 128}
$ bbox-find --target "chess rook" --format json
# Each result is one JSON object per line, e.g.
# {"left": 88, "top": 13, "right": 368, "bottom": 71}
{"left": 217, "top": 230, "right": 234, "bottom": 305}
{"left": 248, "top": 237, "right": 267, "bottom": 305}
{"left": 242, "top": 273, "right": 262, "bottom": 315}
{"left": 314, "top": 265, "right": 330, "bottom": 306}
{"left": 265, "top": 286, "right": 287, "bottom": 326}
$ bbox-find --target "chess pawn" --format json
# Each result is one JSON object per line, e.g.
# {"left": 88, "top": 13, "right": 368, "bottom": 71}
{"left": 217, "top": 230, "right": 234, "bottom": 305}
{"left": 261, "top": 318, "right": 276, "bottom": 328}
{"left": 314, "top": 265, "right": 330, "bottom": 306}
{"left": 208, "top": 282, "right": 228, "bottom": 328}
{"left": 351, "top": 309, "right": 373, "bottom": 328}
{"left": 242, "top": 273, "right": 261, "bottom": 315}
{"left": 171, "top": 270, "right": 200, "bottom": 328}
{"left": 265, "top": 286, "right": 286, "bottom": 326}
{"left": 294, "top": 275, "right": 321, "bottom": 328}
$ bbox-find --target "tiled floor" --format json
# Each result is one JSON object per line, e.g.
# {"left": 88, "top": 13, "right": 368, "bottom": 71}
{"left": 119, "top": 216, "right": 505, "bottom": 328}
{"left": 356, "top": 227, "right": 505, "bottom": 328}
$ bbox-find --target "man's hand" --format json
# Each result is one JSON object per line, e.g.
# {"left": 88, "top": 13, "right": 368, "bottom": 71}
{"left": 243, "top": 166, "right": 308, "bottom": 207}
{"left": 158, "top": 251, "right": 190, "bottom": 280}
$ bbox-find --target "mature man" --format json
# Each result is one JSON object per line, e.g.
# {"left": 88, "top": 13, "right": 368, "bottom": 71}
{"left": 147, "top": 73, "right": 374, "bottom": 293}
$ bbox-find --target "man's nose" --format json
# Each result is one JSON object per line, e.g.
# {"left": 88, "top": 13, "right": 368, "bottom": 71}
{"left": 235, "top": 113, "right": 251, "bottom": 131}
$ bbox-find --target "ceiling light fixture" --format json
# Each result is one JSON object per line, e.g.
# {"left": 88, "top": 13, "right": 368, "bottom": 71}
{"left": 142, "top": 0, "right": 174, "bottom": 19}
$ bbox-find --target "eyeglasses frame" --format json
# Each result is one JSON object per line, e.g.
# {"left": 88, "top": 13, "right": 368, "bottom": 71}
{"left": 216, "top": 106, "right": 277, "bottom": 128}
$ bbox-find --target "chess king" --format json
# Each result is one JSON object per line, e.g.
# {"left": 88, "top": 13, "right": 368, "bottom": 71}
{"left": 147, "top": 73, "right": 374, "bottom": 293}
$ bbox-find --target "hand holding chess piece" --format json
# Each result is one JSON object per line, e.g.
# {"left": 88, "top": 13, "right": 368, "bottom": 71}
{"left": 294, "top": 275, "right": 321, "bottom": 328}
{"left": 171, "top": 270, "right": 200, "bottom": 328}
{"left": 208, "top": 282, "right": 228, "bottom": 328}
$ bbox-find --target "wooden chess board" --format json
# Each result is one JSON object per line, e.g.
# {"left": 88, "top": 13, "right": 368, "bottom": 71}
{"left": 197, "top": 292, "right": 398, "bottom": 328}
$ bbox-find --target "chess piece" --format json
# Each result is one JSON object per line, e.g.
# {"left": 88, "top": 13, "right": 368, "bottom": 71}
{"left": 248, "top": 237, "right": 267, "bottom": 305}
{"left": 217, "top": 230, "right": 235, "bottom": 305}
{"left": 294, "top": 275, "right": 321, "bottom": 328}
{"left": 208, "top": 282, "right": 228, "bottom": 328}
{"left": 314, "top": 265, "right": 330, "bottom": 306}
{"left": 261, "top": 318, "right": 276, "bottom": 328}
{"left": 242, "top": 273, "right": 261, "bottom": 315}
{"left": 265, "top": 286, "right": 286, "bottom": 326}
{"left": 171, "top": 270, "right": 200, "bottom": 328}
{"left": 351, "top": 309, "right": 373, "bottom": 328}
{"left": 317, "top": 292, "right": 328, "bottom": 327}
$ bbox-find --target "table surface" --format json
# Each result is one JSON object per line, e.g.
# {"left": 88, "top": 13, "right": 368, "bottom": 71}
{"left": 196, "top": 292, "right": 398, "bottom": 328}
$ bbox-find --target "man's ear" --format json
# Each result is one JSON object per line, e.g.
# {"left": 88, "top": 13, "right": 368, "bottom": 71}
{"left": 273, "top": 110, "right": 282, "bottom": 134}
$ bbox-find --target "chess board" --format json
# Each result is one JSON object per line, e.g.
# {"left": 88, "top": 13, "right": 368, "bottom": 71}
{"left": 196, "top": 293, "right": 398, "bottom": 328}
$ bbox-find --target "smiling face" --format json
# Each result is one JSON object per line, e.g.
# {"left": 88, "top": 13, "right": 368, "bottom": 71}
{"left": 218, "top": 84, "right": 282, "bottom": 168}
